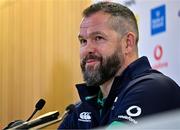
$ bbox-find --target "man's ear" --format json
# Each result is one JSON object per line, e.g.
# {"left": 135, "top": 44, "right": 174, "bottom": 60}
{"left": 124, "top": 32, "right": 136, "bottom": 54}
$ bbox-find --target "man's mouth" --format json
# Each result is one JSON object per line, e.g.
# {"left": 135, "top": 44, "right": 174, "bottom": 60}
{"left": 86, "top": 59, "right": 100, "bottom": 66}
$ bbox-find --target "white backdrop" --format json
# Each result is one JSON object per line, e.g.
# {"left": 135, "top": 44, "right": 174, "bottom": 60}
{"left": 93, "top": 0, "right": 180, "bottom": 85}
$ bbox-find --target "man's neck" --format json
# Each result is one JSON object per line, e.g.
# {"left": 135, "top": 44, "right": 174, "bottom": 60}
{"left": 100, "top": 78, "right": 114, "bottom": 98}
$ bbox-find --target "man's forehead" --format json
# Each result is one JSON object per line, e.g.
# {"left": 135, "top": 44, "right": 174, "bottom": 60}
{"left": 79, "top": 21, "right": 109, "bottom": 37}
{"left": 80, "top": 12, "right": 110, "bottom": 28}
{"left": 80, "top": 21, "right": 107, "bottom": 29}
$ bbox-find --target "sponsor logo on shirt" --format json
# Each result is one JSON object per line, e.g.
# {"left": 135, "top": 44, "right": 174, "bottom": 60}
{"left": 126, "top": 105, "right": 142, "bottom": 117}
{"left": 78, "top": 112, "right": 91, "bottom": 122}
{"left": 151, "top": 4, "right": 166, "bottom": 35}
{"left": 118, "top": 115, "right": 138, "bottom": 124}
{"left": 118, "top": 105, "right": 142, "bottom": 124}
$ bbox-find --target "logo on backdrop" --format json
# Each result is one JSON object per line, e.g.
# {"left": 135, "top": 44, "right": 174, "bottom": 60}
{"left": 151, "top": 4, "right": 166, "bottom": 35}
{"left": 123, "top": 0, "right": 136, "bottom": 7}
{"left": 93, "top": 0, "right": 136, "bottom": 6}
{"left": 152, "top": 44, "right": 168, "bottom": 69}
{"left": 154, "top": 45, "right": 163, "bottom": 60}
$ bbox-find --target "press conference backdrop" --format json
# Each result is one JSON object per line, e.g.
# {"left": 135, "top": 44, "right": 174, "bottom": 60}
{"left": 92, "top": 0, "right": 180, "bottom": 85}
{"left": 0, "top": 0, "right": 91, "bottom": 128}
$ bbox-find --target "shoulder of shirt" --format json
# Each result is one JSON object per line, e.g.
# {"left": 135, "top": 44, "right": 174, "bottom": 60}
{"left": 128, "top": 72, "right": 179, "bottom": 92}
{"left": 74, "top": 101, "right": 82, "bottom": 109}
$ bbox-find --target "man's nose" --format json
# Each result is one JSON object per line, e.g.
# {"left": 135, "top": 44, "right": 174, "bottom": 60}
{"left": 85, "top": 41, "right": 97, "bottom": 54}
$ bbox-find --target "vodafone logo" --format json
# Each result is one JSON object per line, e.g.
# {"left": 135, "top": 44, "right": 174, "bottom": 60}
{"left": 154, "top": 44, "right": 163, "bottom": 61}
{"left": 152, "top": 44, "right": 168, "bottom": 69}
{"left": 118, "top": 105, "right": 141, "bottom": 124}
{"left": 126, "top": 106, "right": 142, "bottom": 117}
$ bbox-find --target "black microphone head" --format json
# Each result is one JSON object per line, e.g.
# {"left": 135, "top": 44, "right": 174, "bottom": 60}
{"left": 65, "top": 104, "right": 75, "bottom": 113}
{"left": 35, "top": 99, "right": 46, "bottom": 110}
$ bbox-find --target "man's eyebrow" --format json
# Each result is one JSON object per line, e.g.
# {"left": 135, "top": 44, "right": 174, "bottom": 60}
{"left": 90, "top": 31, "right": 107, "bottom": 36}
{"left": 78, "top": 31, "right": 107, "bottom": 39}
{"left": 78, "top": 35, "right": 83, "bottom": 39}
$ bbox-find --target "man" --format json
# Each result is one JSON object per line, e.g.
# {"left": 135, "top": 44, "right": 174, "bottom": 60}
{"left": 58, "top": 1, "right": 180, "bottom": 129}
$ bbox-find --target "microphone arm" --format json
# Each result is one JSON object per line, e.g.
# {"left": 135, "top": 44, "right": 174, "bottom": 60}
{"left": 8, "top": 111, "right": 59, "bottom": 130}
{"left": 26, "top": 109, "right": 38, "bottom": 122}
{"left": 3, "top": 98, "right": 46, "bottom": 130}
{"left": 6, "top": 104, "right": 75, "bottom": 130}
{"left": 31, "top": 104, "right": 75, "bottom": 129}
{"left": 31, "top": 110, "right": 68, "bottom": 129}
{"left": 26, "top": 99, "right": 46, "bottom": 121}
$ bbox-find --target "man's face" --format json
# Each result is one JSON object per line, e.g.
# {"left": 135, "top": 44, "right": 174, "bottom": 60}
{"left": 78, "top": 12, "right": 124, "bottom": 86}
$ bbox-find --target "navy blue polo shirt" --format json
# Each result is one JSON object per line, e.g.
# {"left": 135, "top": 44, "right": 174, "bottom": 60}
{"left": 58, "top": 56, "right": 180, "bottom": 129}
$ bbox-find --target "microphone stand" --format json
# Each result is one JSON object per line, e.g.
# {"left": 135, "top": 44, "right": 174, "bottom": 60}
{"left": 8, "top": 111, "right": 59, "bottom": 130}
{"left": 30, "top": 110, "right": 68, "bottom": 129}
{"left": 3, "top": 99, "right": 46, "bottom": 130}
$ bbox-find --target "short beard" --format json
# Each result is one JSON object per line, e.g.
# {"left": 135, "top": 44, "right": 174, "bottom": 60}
{"left": 81, "top": 51, "right": 122, "bottom": 86}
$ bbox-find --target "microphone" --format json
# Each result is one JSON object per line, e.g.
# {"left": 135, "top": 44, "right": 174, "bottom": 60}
{"left": 3, "top": 99, "right": 46, "bottom": 130}
{"left": 31, "top": 104, "right": 75, "bottom": 129}
{"left": 26, "top": 98, "right": 46, "bottom": 121}
{"left": 9, "top": 111, "right": 59, "bottom": 129}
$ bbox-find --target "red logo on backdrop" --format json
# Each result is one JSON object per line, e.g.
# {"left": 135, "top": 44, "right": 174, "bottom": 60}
{"left": 154, "top": 45, "right": 163, "bottom": 60}
{"left": 152, "top": 44, "right": 168, "bottom": 69}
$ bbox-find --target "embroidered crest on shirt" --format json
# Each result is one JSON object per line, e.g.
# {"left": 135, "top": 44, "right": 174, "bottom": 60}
{"left": 78, "top": 112, "right": 91, "bottom": 122}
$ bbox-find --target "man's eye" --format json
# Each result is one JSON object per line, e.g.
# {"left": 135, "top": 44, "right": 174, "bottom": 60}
{"left": 79, "top": 39, "right": 87, "bottom": 45}
{"left": 95, "top": 36, "right": 104, "bottom": 41}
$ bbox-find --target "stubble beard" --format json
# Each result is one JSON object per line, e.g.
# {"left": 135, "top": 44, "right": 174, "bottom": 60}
{"left": 81, "top": 50, "right": 123, "bottom": 86}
